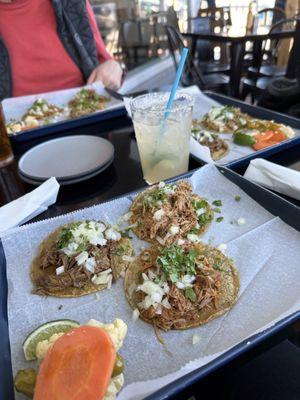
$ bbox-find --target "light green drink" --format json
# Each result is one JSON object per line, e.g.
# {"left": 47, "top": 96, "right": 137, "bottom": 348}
{"left": 131, "top": 92, "right": 193, "bottom": 184}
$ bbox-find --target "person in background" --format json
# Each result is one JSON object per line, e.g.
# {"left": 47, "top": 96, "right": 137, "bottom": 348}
{"left": 0, "top": 0, "right": 124, "bottom": 101}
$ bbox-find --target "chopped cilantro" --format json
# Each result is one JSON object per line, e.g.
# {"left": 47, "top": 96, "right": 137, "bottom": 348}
{"left": 185, "top": 287, "right": 196, "bottom": 302}
{"left": 235, "top": 195, "right": 241, "bottom": 202}
{"left": 157, "top": 245, "right": 198, "bottom": 283}
{"left": 216, "top": 217, "right": 224, "bottom": 223}
{"left": 198, "top": 211, "right": 213, "bottom": 226}
{"left": 192, "top": 199, "right": 208, "bottom": 210}
{"left": 114, "top": 246, "right": 125, "bottom": 256}
{"left": 212, "top": 200, "right": 222, "bottom": 207}
{"left": 213, "top": 264, "right": 228, "bottom": 273}
{"left": 76, "top": 241, "right": 88, "bottom": 252}
{"left": 121, "top": 229, "right": 132, "bottom": 239}
{"left": 57, "top": 228, "right": 73, "bottom": 249}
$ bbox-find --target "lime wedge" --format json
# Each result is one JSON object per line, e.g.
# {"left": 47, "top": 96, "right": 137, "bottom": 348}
{"left": 23, "top": 319, "right": 80, "bottom": 361}
{"left": 233, "top": 132, "right": 256, "bottom": 146}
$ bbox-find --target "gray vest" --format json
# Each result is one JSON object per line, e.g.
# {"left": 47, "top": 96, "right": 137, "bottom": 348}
{"left": 0, "top": 0, "right": 99, "bottom": 101}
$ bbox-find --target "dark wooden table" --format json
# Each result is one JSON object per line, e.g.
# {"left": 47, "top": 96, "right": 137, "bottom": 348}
{"left": 182, "top": 29, "right": 296, "bottom": 98}
{"left": 0, "top": 120, "right": 201, "bottom": 219}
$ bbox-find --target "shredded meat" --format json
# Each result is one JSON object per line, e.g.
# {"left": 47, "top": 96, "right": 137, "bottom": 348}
{"left": 138, "top": 249, "right": 223, "bottom": 331}
{"left": 200, "top": 137, "right": 227, "bottom": 153}
{"left": 130, "top": 181, "right": 203, "bottom": 245}
{"left": 35, "top": 240, "right": 118, "bottom": 295}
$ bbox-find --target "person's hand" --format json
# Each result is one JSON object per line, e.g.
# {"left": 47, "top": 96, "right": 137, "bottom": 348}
{"left": 87, "top": 60, "right": 123, "bottom": 90}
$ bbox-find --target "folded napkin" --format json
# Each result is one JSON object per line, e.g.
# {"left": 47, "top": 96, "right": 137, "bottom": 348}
{"left": 244, "top": 158, "right": 300, "bottom": 201}
{"left": 0, "top": 177, "right": 59, "bottom": 235}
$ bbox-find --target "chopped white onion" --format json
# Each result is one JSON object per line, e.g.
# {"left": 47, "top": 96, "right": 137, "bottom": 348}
{"left": 75, "top": 251, "right": 89, "bottom": 266}
{"left": 192, "top": 334, "right": 201, "bottom": 345}
{"left": 156, "top": 236, "right": 165, "bottom": 245}
{"left": 122, "top": 255, "right": 134, "bottom": 262}
{"left": 169, "top": 225, "right": 180, "bottom": 235}
{"left": 56, "top": 266, "right": 65, "bottom": 275}
{"left": 155, "top": 304, "right": 162, "bottom": 315}
{"left": 105, "top": 228, "right": 121, "bottom": 241}
{"left": 121, "top": 211, "right": 133, "bottom": 221}
{"left": 91, "top": 269, "right": 112, "bottom": 285}
{"left": 237, "top": 217, "right": 246, "bottom": 226}
{"left": 137, "top": 281, "right": 164, "bottom": 297}
{"left": 187, "top": 233, "right": 200, "bottom": 243}
{"left": 106, "top": 274, "right": 113, "bottom": 290}
{"left": 175, "top": 282, "right": 185, "bottom": 289}
{"left": 147, "top": 269, "right": 156, "bottom": 280}
{"left": 217, "top": 243, "right": 227, "bottom": 253}
{"left": 141, "top": 273, "right": 149, "bottom": 281}
{"left": 84, "top": 257, "right": 96, "bottom": 273}
{"left": 196, "top": 208, "right": 205, "bottom": 216}
{"left": 153, "top": 209, "right": 165, "bottom": 221}
{"left": 151, "top": 292, "right": 163, "bottom": 304}
{"left": 132, "top": 308, "right": 140, "bottom": 322}
{"left": 161, "top": 298, "right": 171, "bottom": 309}
{"left": 177, "top": 239, "right": 185, "bottom": 246}
{"left": 158, "top": 181, "right": 165, "bottom": 188}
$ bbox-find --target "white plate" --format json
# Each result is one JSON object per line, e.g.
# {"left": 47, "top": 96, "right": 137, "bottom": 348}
{"left": 18, "top": 157, "right": 113, "bottom": 186}
{"left": 18, "top": 135, "right": 114, "bottom": 180}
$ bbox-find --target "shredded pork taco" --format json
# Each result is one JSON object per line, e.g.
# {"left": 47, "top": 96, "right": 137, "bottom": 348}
{"left": 200, "top": 106, "right": 249, "bottom": 133}
{"left": 31, "top": 220, "right": 133, "bottom": 297}
{"left": 192, "top": 119, "right": 229, "bottom": 161}
{"left": 129, "top": 181, "right": 214, "bottom": 246}
{"left": 125, "top": 243, "right": 239, "bottom": 331}
{"left": 6, "top": 98, "right": 64, "bottom": 135}
{"left": 68, "top": 88, "right": 110, "bottom": 118}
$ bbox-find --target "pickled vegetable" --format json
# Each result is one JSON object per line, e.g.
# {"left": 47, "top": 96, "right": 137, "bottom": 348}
{"left": 112, "top": 353, "right": 124, "bottom": 377}
{"left": 14, "top": 368, "right": 37, "bottom": 398}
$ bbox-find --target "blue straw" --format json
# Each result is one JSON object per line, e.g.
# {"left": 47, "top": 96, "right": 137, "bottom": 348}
{"left": 164, "top": 47, "right": 189, "bottom": 120}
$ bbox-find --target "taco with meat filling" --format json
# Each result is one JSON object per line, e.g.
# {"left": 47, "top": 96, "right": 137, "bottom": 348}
{"left": 31, "top": 220, "right": 133, "bottom": 297}
{"left": 192, "top": 119, "right": 229, "bottom": 161}
{"left": 125, "top": 243, "right": 239, "bottom": 331}
{"left": 68, "top": 88, "right": 110, "bottom": 118}
{"left": 129, "top": 181, "right": 214, "bottom": 246}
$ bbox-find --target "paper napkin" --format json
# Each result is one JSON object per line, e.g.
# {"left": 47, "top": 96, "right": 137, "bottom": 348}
{"left": 0, "top": 177, "right": 59, "bottom": 235}
{"left": 244, "top": 158, "right": 300, "bottom": 201}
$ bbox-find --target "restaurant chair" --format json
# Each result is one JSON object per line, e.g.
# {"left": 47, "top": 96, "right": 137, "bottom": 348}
{"left": 242, "top": 18, "right": 298, "bottom": 102}
{"left": 197, "top": 6, "right": 232, "bottom": 66}
{"left": 186, "top": 16, "right": 230, "bottom": 76}
{"left": 247, "top": 17, "right": 296, "bottom": 80}
{"left": 165, "top": 25, "right": 229, "bottom": 94}
{"left": 252, "top": 7, "right": 286, "bottom": 34}
{"left": 118, "top": 19, "right": 153, "bottom": 68}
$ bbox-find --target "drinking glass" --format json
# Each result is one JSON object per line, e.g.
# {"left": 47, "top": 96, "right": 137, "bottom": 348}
{"left": 131, "top": 92, "right": 193, "bottom": 184}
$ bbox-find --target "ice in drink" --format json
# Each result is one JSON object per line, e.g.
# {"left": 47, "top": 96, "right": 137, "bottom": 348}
{"left": 131, "top": 93, "right": 193, "bottom": 184}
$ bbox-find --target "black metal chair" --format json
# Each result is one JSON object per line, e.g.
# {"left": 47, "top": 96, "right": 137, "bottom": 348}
{"left": 242, "top": 17, "right": 298, "bottom": 102}
{"left": 187, "top": 16, "right": 230, "bottom": 75}
{"left": 248, "top": 17, "right": 296, "bottom": 80}
{"left": 252, "top": 7, "right": 286, "bottom": 34}
{"left": 165, "top": 25, "right": 229, "bottom": 93}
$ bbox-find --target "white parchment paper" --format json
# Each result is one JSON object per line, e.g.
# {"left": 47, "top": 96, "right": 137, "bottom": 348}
{"left": 2, "top": 82, "right": 123, "bottom": 126}
{"left": 1, "top": 165, "right": 300, "bottom": 399}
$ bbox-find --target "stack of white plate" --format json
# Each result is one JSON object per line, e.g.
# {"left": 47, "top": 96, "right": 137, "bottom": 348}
{"left": 18, "top": 135, "right": 114, "bottom": 185}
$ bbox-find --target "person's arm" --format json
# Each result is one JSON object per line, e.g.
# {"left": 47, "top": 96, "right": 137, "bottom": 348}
{"left": 86, "top": 1, "right": 123, "bottom": 89}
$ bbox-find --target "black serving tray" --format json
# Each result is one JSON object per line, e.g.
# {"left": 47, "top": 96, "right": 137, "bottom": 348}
{"left": 0, "top": 166, "right": 299, "bottom": 400}
{"left": 203, "top": 91, "right": 300, "bottom": 170}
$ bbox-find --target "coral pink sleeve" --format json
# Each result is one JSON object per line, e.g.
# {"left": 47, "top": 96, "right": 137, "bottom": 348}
{"left": 86, "top": 0, "right": 112, "bottom": 64}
